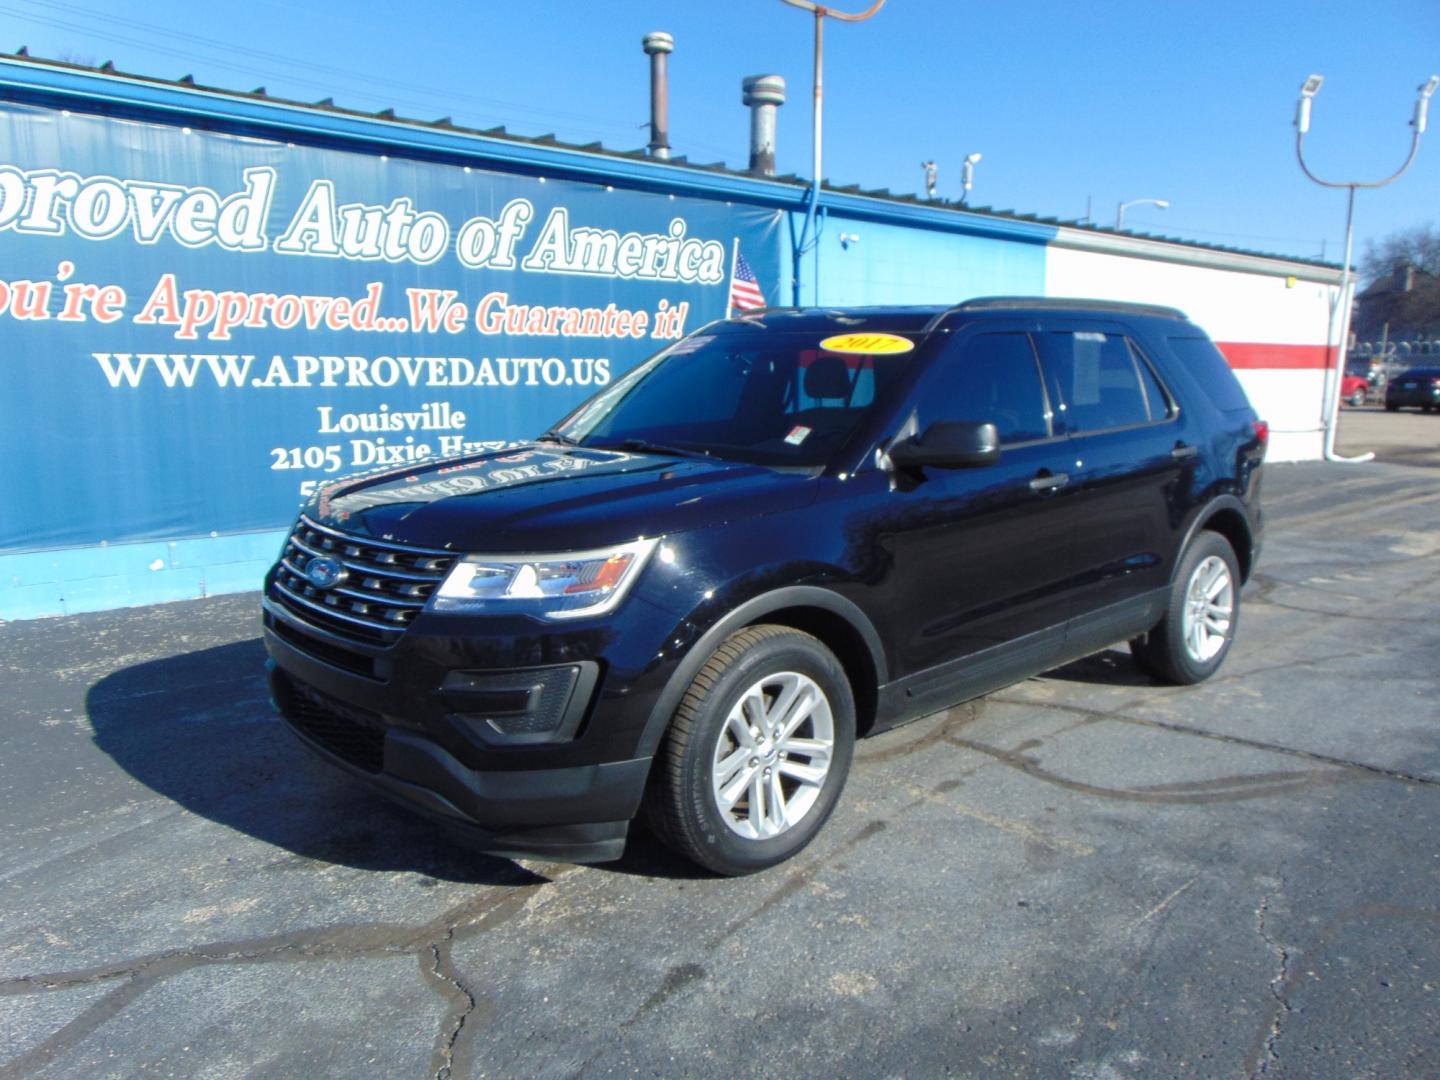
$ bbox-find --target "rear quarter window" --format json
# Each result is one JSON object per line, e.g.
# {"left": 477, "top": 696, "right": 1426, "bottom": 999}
{"left": 1166, "top": 336, "right": 1254, "bottom": 413}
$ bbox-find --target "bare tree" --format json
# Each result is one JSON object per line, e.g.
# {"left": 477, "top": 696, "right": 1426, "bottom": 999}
{"left": 1361, "top": 222, "right": 1440, "bottom": 279}
{"left": 1357, "top": 222, "right": 1440, "bottom": 341}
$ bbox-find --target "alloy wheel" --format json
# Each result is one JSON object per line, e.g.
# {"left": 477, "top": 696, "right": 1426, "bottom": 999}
{"left": 710, "top": 671, "right": 835, "bottom": 840}
{"left": 1182, "top": 555, "right": 1234, "bottom": 663}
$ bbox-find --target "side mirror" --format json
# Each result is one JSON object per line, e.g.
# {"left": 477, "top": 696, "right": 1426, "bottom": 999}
{"left": 888, "top": 420, "right": 1001, "bottom": 471}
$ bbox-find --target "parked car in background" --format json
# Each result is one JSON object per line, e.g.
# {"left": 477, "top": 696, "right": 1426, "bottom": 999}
{"left": 1384, "top": 367, "right": 1440, "bottom": 413}
{"left": 1340, "top": 373, "right": 1369, "bottom": 407}
{"left": 1346, "top": 359, "right": 1385, "bottom": 390}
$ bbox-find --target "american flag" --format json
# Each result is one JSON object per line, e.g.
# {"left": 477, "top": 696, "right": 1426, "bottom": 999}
{"left": 728, "top": 249, "right": 766, "bottom": 313}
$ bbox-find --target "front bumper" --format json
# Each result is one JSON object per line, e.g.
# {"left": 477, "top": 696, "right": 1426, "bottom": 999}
{"left": 263, "top": 595, "right": 660, "bottom": 863}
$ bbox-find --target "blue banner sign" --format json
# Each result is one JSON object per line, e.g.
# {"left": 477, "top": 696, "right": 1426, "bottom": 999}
{"left": 0, "top": 102, "right": 782, "bottom": 552}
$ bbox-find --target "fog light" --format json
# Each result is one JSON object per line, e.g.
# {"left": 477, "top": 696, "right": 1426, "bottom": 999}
{"left": 439, "top": 663, "right": 598, "bottom": 745}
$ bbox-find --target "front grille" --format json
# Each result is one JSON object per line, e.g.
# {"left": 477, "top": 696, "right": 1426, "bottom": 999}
{"left": 266, "top": 612, "right": 377, "bottom": 679}
{"left": 284, "top": 680, "right": 386, "bottom": 774}
{"left": 270, "top": 516, "right": 457, "bottom": 645}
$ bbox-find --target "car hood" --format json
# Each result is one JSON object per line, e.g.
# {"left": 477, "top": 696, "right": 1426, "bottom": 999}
{"left": 309, "top": 443, "right": 819, "bottom": 551}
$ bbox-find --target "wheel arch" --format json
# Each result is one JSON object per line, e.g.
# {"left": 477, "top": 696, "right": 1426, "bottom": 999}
{"left": 1177, "top": 496, "right": 1256, "bottom": 583}
{"left": 635, "top": 586, "right": 888, "bottom": 758}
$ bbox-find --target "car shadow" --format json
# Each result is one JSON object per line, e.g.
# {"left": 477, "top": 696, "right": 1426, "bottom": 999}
{"left": 1039, "top": 647, "right": 1156, "bottom": 687}
{"left": 85, "top": 639, "right": 524, "bottom": 884}
{"left": 85, "top": 638, "right": 710, "bottom": 882}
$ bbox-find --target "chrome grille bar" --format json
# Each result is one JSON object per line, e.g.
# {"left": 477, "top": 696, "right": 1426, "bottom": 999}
{"left": 269, "top": 516, "right": 458, "bottom": 644}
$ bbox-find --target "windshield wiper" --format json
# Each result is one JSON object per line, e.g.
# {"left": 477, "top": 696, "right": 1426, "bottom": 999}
{"left": 608, "top": 438, "right": 712, "bottom": 459}
{"left": 536, "top": 430, "right": 581, "bottom": 446}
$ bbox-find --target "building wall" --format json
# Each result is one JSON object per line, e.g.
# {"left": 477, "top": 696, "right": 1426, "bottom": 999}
{"left": 807, "top": 213, "right": 1050, "bottom": 307}
{"left": 1044, "top": 243, "right": 1342, "bottom": 462}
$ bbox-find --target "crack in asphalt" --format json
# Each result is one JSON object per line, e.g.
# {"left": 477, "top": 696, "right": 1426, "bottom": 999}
{"left": 426, "top": 937, "right": 476, "bottom": 1080}
{"left": 1249, "top": 566, "right": 1440, "bottom": 602}
{"left": 1254, "top": 597, "right": 1436, "bottom": 624}
{"left": 1249, "top": 885, "right": 1294, "bottom": 1077}
{"left": 0, "top": 864, "right": 559, "bottom": 1080}
{"left": 950, "top": 732, "right": 1346, "bottom": 804}
{"left": 1264, "top": 484, "right": 1440, "bottom": 529}
{"left": 1240, "top": 903, "right": 1440, "bottom": 1078}
{"left": 1117, "top": 712, "right": 1440, "bottom": 789}
{"left": 855, "top": 700, "right": 983, "bottom": 763}
{"left": 986, "top": 693, "right": 1440, "bottom": 790}
{"left": 1204, "top": 648, "right": 1393, "bottom": 683}
{"left": 0, "top": 973, "right": 155, "bottom": 1079}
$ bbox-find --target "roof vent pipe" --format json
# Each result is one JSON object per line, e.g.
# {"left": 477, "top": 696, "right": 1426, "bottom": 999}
{"left": 642, "top": 32, "right": 673, "bottom": 159}
{"left": 742, "top": 75, "right": 785, "bottom": 176}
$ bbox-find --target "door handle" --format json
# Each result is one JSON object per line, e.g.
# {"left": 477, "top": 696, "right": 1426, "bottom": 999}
{"left": 1029, "top": 472, "right": 1069, "bottom": 493}
{"left": 1171, "top": 443, "right": 1199, "bottom": 460}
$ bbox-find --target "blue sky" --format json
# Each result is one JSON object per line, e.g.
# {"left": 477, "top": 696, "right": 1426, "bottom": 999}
{"left": 3, "top": 0, "right": 1437, "bottom": 268}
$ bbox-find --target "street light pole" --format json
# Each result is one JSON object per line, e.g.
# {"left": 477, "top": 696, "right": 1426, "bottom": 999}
{"left": 1294, "top": 73, "right": 1437, "bottom": 463}
{"left": 779, "top": 0, "right": 886, "bottom": 305}
{"left": 1116, "top": 198, "right": 1169, "bottom": 230}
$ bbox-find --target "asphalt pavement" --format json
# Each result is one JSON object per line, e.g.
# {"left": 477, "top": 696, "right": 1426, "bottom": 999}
{"left": 2, "top": 450, "right": 1438, "bottom": 1078}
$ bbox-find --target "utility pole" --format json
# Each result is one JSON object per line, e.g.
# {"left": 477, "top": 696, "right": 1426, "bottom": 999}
{"left": 778, "top": 0, "right": 886, "bottom": 305}
{"left": 1294, "top": 73, "right": 1438, "bottom": 462}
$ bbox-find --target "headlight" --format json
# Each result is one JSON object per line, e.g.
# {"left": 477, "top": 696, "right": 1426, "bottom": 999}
{"left": 431, "top": 537, "right": 660, "bottom": 619}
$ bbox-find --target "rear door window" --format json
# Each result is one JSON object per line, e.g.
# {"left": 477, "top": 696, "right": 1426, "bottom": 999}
{"left": 1035, "top": 330, "right": 1169, "bottom": 434}
{"left": 1131, "top": 341, "right": 1176, "bottom": 420}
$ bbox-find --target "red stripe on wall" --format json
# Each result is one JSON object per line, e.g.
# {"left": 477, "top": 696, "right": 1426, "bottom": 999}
{"left": 1216, "top": 342, "right": 1335, "bottom": 370}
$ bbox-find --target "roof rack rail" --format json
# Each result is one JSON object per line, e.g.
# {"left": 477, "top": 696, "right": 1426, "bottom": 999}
{"left": 953, "top": 296, "right": 1190, "bottom": 320}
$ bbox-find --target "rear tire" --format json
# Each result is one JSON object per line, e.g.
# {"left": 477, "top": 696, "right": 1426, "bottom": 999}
{"left": 1348, "top": 387, "right": 1366, "bottom": 407}
{"left": 1131, "top": 531, "right": 1241, "bottom": 685}
{"left": 644, "top": 625, "right": 855, "bottom": 876}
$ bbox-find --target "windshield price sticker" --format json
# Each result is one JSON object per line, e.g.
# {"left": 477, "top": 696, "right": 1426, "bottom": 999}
{"left": 818, "top": 332, "right": 915, "bottom": 355}
{"left": 785, "top": 425, "right": 812, "bottom": 446}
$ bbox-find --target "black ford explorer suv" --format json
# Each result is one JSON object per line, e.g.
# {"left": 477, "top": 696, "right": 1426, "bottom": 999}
{"left": 264, "top": 298, "right": 1266, "bottom": 875}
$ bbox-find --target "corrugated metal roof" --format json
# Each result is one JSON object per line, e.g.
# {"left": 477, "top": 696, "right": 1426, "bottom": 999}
{"left": 1, "top": 47, "right": 1342, "bottom": 273}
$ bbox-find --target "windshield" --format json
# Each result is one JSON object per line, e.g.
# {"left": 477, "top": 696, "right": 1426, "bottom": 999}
{"left": 548, "top": 329, "right": 919, "bottom": 466}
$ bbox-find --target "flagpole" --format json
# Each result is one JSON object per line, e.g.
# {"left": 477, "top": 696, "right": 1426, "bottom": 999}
{"left": 726, "top": 237, "right": 739, "bottom": 319}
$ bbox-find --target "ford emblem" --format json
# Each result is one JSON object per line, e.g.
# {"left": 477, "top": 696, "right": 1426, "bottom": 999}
{"left": 305, "top": 556, "right": 346, "bottom": 590}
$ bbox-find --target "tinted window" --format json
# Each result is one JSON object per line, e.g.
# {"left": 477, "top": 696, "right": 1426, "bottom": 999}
{"left": 1035, "top": 331, "right": 1151, "bottom": 432}
{"left": 921, "top": 332, "right": 1052, "bottom": 443}
{"left": 1131, "top": 342, "right": 1175, "bottom": 420}
{"left": 555, "top": 330, "right": 915, "bottom": 466}
{"left": 1167, "top": 336, "right": 1253, "bottom": 413}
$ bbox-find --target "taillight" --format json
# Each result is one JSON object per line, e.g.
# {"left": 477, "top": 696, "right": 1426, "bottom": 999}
{"left": 1253, "top": 420, "right": 1269, "bottom": 446}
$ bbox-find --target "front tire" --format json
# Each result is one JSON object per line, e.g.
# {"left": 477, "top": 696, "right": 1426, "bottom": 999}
{"left": 645, "top": 625, "right": 855, "bottom": 875}
{"left": 1349, "top": 387, "right": 1366, "bottom": 407}
{"left": 1131, "top": 531, "right": 1241, "bottom": 685}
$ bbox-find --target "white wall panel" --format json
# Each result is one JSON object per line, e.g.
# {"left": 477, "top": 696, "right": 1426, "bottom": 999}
{"left": 1044, "top": 246, "right": 1340, "bottom": 347}
{"left": 1234, "top": 370, "right": 1326, "bottom": 462}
